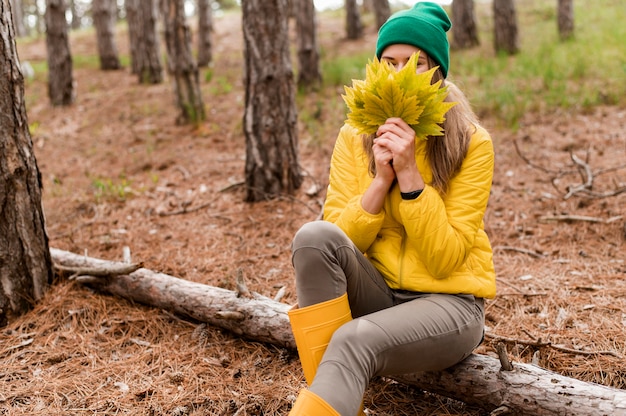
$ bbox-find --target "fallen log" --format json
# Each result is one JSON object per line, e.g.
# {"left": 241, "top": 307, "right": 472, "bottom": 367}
{"left": 51, "top": 248, "right": 294, "bottom": 348}
{"left": 50, "top": 248, "right": 626, "bottom": 416}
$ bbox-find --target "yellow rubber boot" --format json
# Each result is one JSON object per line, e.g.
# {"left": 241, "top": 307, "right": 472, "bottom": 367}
{"left": 289, "top": 389, "right": 339, "bottom": 416}
{"left": 288, "top": 293, "right": 352, "bottom": 386}
{"left": 288, "top": 294, "right": 367, "bottom": 415}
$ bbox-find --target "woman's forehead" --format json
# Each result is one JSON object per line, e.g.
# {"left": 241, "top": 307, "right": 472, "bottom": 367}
{"left": 381, "top": 44, "right": 429, "bottom": 60}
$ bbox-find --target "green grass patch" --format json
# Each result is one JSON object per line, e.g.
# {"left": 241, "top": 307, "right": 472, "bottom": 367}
{"left": 320, "top": 51, "right": 370, "bottom": 88}
{"left": 72, "top": 54, "right": 102, "bottom": 70}
{"left": 90, "top": 175, "right": 134, "bottom": 203}
{"left": 451, "top": 0, "right": 626, "bottom": 127}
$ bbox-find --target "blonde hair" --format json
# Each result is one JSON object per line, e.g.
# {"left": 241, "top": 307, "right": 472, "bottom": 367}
{"left": 362, "top": 57, "right": 478, "bottom": 196}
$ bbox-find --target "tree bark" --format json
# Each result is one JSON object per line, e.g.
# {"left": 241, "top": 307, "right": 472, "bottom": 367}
{"left": 51, "top": 248, "right": 294, "bottom": 347}
{"left": 161, "top": 0, "right": 205, "bottom": 124}
{"left": 135, "top": 0, "right": 163, "bottom": 84}
{"left": 68, "top": 0, "right": 80, "bottom": 29}
{"left": 124, "top": 0, "right": 141, "bottom": 74}
{"left": 493, "top": 0, "right": 519, "bottom": 55}
{"left": 557, "top": 0, "right": 574, "bottom": 41}
{"left": 451, "top": 0, "right": 479, "bottom": 49}
{"left": 93, "top": 0, "right": 122, "bottom": 70}
{"left": 392, "top": 354, "right": 626, "bottom": 415}
{"left": 196, "top": 0, "right": 213, "bottom": 67}
{"left": 50, "top": 248, "right": 626, "bottom": 416}
{"left": 241, "top": 0, "right": 303, "bottom": 202}
{"left": 345, "top": 0, "right": 363, "bottom": 40}
{"left": 0, "top": 2, "right": 53, "bottom": 327}
{"left": 45, "top": 0, "right": 74, "bottom": 105}
{"left": 295, "top": 0, "right": 321, "bottom": 90}
{"left": 370, "top": 0, "right": 390, "bottom": 30}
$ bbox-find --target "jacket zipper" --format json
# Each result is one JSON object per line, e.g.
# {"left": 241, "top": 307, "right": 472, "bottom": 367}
{"left": 398, "top": 230, "right": 407, "bottom": 288}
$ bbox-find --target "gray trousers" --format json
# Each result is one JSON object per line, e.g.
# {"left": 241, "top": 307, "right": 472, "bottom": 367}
{"left": 291, "top": 221, "right": 485, "bottom": 416}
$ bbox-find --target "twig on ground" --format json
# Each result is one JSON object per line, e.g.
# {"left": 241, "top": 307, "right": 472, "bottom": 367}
{"left": 54, "top": 262, "right": 143, "bottom": 280}
{"left": 539, "top": 214, "right": 623, "bottom": 224}
{"left": 565, "top": 153, "right": 594, "bottom": 199}
{"left": 493, "top": 245, "right": 545, "bottom": 258}
{"left": 485, "top": 332, "right": 622, "bottom": 358}
{"left": 512, "top": 140, "right": 566, "bottom": 175}
{"left": 513, "top": 139, "right": 626, "bottom": 199}
{"left": 159, "top": 200, "right": 215, "bottom": 216}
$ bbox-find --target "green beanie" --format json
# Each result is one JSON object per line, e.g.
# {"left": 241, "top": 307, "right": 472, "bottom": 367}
{"left": 375, "top": 2, "right": 452, "bottom": 78}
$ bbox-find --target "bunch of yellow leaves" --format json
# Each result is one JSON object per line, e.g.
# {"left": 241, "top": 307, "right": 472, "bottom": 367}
{"left": 342, "top": 52, "right": 456, "bottom": 139}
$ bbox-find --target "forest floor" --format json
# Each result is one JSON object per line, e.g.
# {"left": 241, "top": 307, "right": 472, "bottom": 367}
{"left": 3, "top": 10, "right": 626, "bottom": 416}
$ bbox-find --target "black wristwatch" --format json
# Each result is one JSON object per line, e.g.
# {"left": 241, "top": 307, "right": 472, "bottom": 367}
{"left": 400, "top": 189, "right": 423, "bottom": 200}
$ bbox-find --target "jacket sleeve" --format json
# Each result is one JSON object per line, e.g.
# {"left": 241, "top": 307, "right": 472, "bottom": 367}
{"left": 399, "top": 128, "right": 494, "bottom": 279}
{"left": 324, "top": 126, "right": 385, "bottom": 253}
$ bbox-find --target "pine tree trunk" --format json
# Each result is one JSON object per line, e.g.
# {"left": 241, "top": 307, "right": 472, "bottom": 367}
{"left": 162, "top": 0, "right": 205, "bottom": 123}
{"left": 493, "top": 0, "right": 519, "bottom": 55}
{"left": 196, "top": 0, "right": 213, "bottom": 67}
{"left": 0, "top": 2, "right": 53, "bottom": 326}
{"left": 242, "top": 0, "right": 303, "bottom": 202}
{"left": 451, "top": 0, "right": 479, "bottom": 49}
{"left": 93, "top": 0, "right": 121, "bottom": 70}
{"left": 125, "top": 0, "right": 141, "bottom": 74}
{"left": 69, "top": 0, "right": 80, "bottom": 29}
{"left": 9, "top": 0, "right": 28, "bottom": 36}
{"left": 136, "top": 0, "right": 162, "bottom": 83}
{"left": 34, "top": 4, "right": 44, "bottom": 34}
{"left": 45, "top": 0, "right": 74, "bottom": 105}
{"left": 557, "top": 0, "right": 574, "bottom": 41}
{"left": 295, "top": 0, "right": 321, "bottom": 90}
{"left": 345, "top": 0, "right": 363, "bottom": 40}
{"left": 371, "top": 0, "right": 390, "bottom": 30}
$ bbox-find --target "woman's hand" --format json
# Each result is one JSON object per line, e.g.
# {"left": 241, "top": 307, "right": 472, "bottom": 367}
{"left": 376, "top": 118, "right": 415, "bottom": 172}
{"left": 372, "top": 136, "right": 396, "bottom": 187}
{"left": 375, "top": 118, "right": 425, "bottom": 193}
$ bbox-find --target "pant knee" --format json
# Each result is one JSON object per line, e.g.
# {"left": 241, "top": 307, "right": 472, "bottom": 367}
{"left": 324, "top": 318, "right": 386, "bottom": 377}
{"left": 292, "top": 221, "right": 343, "bottom": 252}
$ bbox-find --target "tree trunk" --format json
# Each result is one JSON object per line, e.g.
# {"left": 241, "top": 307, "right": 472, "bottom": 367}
{"left": 557, "top": 0, "right": 574, "bottom": 41}
{"left": 9, "top": 0, "right": 28, "bottom": 36}
{"left": 51, "top": 248, "right": 294, "bottom": 347}
{"left": 196, "top": 0, "right": 213, "bottom": 67}
{"left": 161, "top": 0, "right": 205, "bottom": 123}
{"left": 0, "top": 4, "right": 53, "bottom": 327}
{"left": 392, "top": 354, "right": 626, "bottom": 415}
{"left": 345, "top": 0, "right": 363, "bottom": 40}
{"left": 93, "top": 0, "right": 121, "bottom": 70}
{"left": 371, "top": 0, "right": 390, "bottom": 30}
{"left": 242, "top": 0, "right": 303, "bottom": 202}
{"left": 125, "top": 0, "right": 141, "bottom": 74}
{"left": 451, "top": 0, "right": 479, "bottom": 49}
{"left": 493, "top": 0, "right": 519, "bottom": 55}
{"left": 135, "top": 0, "right": 163, "bottom": 84}
{"left": 68, "top": 0, "right": 80, "bottom": 29}
{"left": 50, "top": 248, "right": 626, "bottom": 416}
{"left": 295, "top": 0, "right": 321, "bottom": 90}
{"left": 45, "top": 0, "right": 74, "bottom": 105}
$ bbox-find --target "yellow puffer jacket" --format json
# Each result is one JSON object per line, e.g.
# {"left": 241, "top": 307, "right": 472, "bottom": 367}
{"left": 323, "top": 124, "right": 496, "bottom": 299}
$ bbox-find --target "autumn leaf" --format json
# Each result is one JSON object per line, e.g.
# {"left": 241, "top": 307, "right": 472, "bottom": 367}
{"left": 343, "top": 52, "right": 456, "bottom": 139}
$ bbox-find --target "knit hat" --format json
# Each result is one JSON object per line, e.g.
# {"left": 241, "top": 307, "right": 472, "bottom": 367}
{"left": 375, "top": 2, "right": 452, "bottom": 78}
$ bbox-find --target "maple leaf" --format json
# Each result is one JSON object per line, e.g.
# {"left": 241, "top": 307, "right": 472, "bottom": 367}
{"left": 342, "top": 52, "right": 456, "bottom": 139}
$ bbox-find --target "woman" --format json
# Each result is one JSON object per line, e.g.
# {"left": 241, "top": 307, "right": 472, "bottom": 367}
{"left": 288, "top": 3, "right": 496, "bottom": 415}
